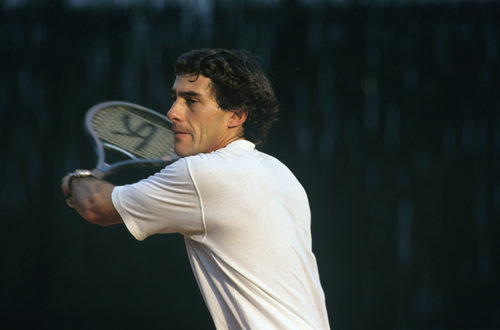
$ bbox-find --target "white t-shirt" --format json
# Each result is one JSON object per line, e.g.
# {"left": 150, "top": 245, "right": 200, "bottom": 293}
{"left": 112, "top": 140, "right": 330, "bottom": 329}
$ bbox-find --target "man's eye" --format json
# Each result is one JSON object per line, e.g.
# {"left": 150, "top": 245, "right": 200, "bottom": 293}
{"left": 186, "top": 98, "right": 197, "bottom": 104}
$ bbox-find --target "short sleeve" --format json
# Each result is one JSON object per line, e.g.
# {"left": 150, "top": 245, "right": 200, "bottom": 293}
{"left": 112, "top": 158, "right": 205, "bottom": 241}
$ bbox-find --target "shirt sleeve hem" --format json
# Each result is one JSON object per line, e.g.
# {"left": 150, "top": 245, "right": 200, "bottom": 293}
{"left": 112, "top": 186, "right": 147, "bottom": 241}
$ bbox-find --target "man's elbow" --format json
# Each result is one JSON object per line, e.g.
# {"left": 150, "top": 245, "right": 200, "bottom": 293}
{"left": 85, "top": 211, "right": 110, "bottom": 226}
{"left": 85, "top": 210, "right": 122, "bottom": 226}
{"left": 79, "top": 197, "right": 122, "bottom": 226}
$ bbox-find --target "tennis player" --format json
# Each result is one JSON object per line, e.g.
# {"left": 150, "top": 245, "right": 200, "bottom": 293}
{"left": 61, "top": 49, "right": 330, "bottom": 329}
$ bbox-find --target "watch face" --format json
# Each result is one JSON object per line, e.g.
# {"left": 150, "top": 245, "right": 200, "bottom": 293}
{"left": 73, "top": 170, "right": 94, "bottom": 178}
{"left": 68, "top": 170, "right": 95, "bottom": 190}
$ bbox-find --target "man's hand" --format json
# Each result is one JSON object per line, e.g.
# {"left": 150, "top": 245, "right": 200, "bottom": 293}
{"left": 61, "top": 170, "right": 123, "bottom": 226}
{"left": 62, "top": 169, "right": 93, "bottom": 207}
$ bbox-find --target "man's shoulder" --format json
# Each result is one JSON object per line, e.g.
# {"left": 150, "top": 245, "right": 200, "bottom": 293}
{"left": 186, "top": 141, "right": 250, "bottom": 170}
{"left": 185, "top": 140, "right": 298, "bottom": 188}
{"left": 187, "top": 140, "right": 257, "bottom": 165}
{"left": 184, "top": 140, "right": 267, "bottom": 185}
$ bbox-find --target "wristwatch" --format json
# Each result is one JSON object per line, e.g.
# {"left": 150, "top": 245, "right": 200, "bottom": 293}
{"left": 68, "top": 170, "right": 95, "bottom": 189}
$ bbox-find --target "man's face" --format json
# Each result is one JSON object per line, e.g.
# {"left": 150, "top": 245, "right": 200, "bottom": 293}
{"left": 167, "top": 74, "right": 240, "bottom": 157}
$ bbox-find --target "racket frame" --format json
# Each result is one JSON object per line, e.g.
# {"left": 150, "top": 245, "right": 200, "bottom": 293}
{"left": 84, "top": 101, "right": 178, "bottom": 179}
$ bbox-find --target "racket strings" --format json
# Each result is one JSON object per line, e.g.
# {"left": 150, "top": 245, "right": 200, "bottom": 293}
{"left": 91, "top": 106, "right": 175, "bottom": 159}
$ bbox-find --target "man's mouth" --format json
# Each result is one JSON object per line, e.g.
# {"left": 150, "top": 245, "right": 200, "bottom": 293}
{"left": 173, "top": 129, "right": 190, "bottom": 137}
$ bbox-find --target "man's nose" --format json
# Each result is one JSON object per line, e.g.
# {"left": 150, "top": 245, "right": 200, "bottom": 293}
{"left": 167, "top": 101, "right": 180, "bottom": 122}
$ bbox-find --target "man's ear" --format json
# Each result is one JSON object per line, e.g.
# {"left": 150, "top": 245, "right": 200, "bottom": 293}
{"left": 228, "top": 109, "right": 248, "bottom": 128}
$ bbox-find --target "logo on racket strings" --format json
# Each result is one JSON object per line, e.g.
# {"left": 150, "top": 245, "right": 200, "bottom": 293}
{"left": 111, "top": 114, "right": 157, "bottom": 151}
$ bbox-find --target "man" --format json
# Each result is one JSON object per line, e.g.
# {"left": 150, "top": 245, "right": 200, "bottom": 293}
{"left": 61, "top": 49, "right": 330, "bottom": 329}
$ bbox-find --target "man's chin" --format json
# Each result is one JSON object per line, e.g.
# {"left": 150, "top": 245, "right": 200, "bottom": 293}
{"left": 174, "top": 146, "right": 191, "bottom": 158}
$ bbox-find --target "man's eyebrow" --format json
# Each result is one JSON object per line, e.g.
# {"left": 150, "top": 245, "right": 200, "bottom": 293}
{"left": 171, "top": 90, "right": 203, "bottom": 98}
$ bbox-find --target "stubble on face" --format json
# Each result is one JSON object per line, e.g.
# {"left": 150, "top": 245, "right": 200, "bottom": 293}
{"left": 168, "top": 75, "right": 238, "bottom": 157}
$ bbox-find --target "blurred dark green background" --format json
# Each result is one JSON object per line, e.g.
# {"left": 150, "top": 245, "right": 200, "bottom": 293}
{"left": 1, "top": 0, "right": 499, "bottom": 329}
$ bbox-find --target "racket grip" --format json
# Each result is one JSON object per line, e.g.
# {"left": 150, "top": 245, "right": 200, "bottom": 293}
{"left": 92, "top": 168, "right": 106, "bottom": 179}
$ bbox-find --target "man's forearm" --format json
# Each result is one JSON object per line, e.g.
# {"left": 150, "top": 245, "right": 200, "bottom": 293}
{"left": 64, "top": 175, "right": 123, "bottom": 226}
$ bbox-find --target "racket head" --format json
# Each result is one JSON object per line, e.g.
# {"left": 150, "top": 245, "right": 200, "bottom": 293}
{"left": 85, "top": 101, "right": 178, "bottom": 178}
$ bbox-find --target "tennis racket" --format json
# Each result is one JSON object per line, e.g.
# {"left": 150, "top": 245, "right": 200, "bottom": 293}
{"left": 85, "top": 101, "right": 178, "bottom": 179}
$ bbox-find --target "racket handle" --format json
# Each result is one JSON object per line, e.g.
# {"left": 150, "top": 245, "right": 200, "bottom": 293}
{"left": 92, "top": 168, "right": 106, "bottom": 180}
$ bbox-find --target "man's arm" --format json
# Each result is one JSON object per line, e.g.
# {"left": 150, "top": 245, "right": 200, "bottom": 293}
{"left": 61, "top": 170, "right": 123, "bottom": 226}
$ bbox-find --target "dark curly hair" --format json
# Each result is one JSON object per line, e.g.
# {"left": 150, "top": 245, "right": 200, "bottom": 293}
{"left": 174, "top": 49, "right": 279, "bottom": 146}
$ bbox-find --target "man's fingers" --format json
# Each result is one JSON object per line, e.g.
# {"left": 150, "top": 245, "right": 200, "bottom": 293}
{"left": 65, "top": 195, "right": 75, "bottom": 209}
{"left": 61, "top": 172, "right": 73, "bottom": 196}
